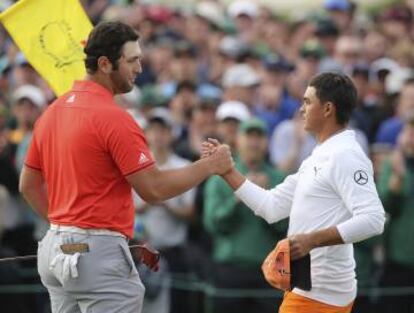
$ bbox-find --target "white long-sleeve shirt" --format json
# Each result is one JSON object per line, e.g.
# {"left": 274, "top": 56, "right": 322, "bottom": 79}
{"left": 235, "top": 130, "right": 385, "bottom": 306}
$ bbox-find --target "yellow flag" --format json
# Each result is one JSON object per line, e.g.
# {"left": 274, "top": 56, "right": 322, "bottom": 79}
{"left": 0, "top": 0, "right": 92, "bottom": 96}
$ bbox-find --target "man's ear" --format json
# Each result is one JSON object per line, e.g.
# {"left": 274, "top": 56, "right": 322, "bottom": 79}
{"left": 324, "top": 101, "right": 335, "bottom": 119}
{"left": 97, "top": 56, "right": 112, "bottom": 74}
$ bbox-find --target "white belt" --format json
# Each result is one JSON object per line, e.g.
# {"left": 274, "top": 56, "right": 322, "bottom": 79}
{"left": 50, "top": 223, "right": 126, "bottom": 238}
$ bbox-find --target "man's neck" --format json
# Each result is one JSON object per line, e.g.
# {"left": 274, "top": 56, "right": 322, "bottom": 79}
{"left": 86, "top": 74, "right": 114, "bottom": 95}
{"left": 315, "top": 124, "right": 347, "bottom": 144}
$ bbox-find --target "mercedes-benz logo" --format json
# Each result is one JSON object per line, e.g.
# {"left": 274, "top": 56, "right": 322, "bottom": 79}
{"left": 354, "top": 170, "right": 368, "bottom": 185}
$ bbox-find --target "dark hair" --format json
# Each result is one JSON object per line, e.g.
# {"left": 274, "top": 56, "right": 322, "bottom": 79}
{"left": 309, "top": 72, "right": 357, "bottom": 125}
{"left": 84, "top": 21, "right": 139, "bottom": 74}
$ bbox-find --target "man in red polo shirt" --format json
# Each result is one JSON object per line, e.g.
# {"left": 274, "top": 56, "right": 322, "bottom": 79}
{"left": 19, "top": 21, "right": 233, "bottom": 313}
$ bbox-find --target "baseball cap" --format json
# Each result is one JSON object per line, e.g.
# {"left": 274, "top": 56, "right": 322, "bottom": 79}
{"left": 385, "top": 67, "right": 414, "bottom": 95}
{"left": 239, "top": 117, "right": 267, "bottom": 134}
{"left": 144, "top": 5, "right": 173, "bottom": 24}
{"left": 352, "top": 64, "right": 370, "bottom": 81}
{"left": 222, "top": 64, "right": 261, "bottom": 88}
{"left": 369, "top": 57, "right": 398, "bottom": 82}
{"left": 323, "top": 0, "right": 351, "bottom": 11}
{"left": 13, "top": 85, "right": 46, "bottom": 108}
{"left": 197, "top": 84, "right": 222, "bottom": 104}
{"left": 216, "top": 100, "right": 251, "bottom": 122}
{"left": 315, "top": 19, "right": 339, "bottom": 37}
{"left": 262, "top": 54, "right": 295, "bottom": 72}
{"left": 195, "top": 1, "right": 225, "bottom": 26}
{"left": 262, "top": 239, "right": 311, "bottom": 292}
{"left": 380, "top": 6, "right": 412, "bottom": 24}
{"left": 227, "top": 0, "right": 258, "bottom": 19}
{"left": 219, "top": 36, "right": 249, "bottom": 59}
{"left": 140, "top": 85, "right": 167, "bottom": 108}
{"left": 174, "top": 41, "right": 197, "bottom": 58}
{"left": 300, "top": 40, "right": 326, "bottom": 59}
{"left": 147, "top": 107, "right": 174, "bottom": 128}
{"left": 318, "top": 58, "right": 343, "bottom": 74}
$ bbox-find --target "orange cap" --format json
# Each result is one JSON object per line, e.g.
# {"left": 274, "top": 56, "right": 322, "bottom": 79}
{"left": 261, "top": 238, "right": 291, "bottom": 291}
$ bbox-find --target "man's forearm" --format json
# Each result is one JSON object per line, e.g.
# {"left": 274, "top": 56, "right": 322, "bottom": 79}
{"left": 132, "top": 144, "right": 233, "bottom": 203}
{"left": 149, "top": 158, "right": 213, "bottom": 202}
{"left": 221, "top": 168, "right": 246, "bottom": 190}
{"left": 19, "top": 166, "right": 49, "bottom": 220}
{"left": 289, "top": 226, "right": 344, "bottom": 260}
{"left": 308, "top": 226, "right": 344, "bottom": 249}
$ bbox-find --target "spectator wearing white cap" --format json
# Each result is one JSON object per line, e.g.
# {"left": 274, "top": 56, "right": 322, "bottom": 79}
{"left": 369, "top": 58, "right": 399, "bottom": 107}
{"left": 195, "top": 1, "right": 225, "bottom": 28}
{"left": 222, "top": 63, "right": 260, "bottom": 109}
{"left": 219, "top": 36, "right": 249, "bottom": 62}
{"left": 135, "top": 107, "right": 196, "bottom": 313}
{"left": 375, "top": 78, "right": 414, "bottom": 149}
{"left": 216, "top": 100, "right": 251, "bottom": 151}
{"left": 12, "top": 85, "right": 48, "bottom": 243}
{"left": 9, "top": 85, "right": 45, "bottom": 149}
{"left": 2, "top": 85, "right": 46, "bottom": 280}
{"left": 227, "top": 0, "right": 258, "bottom": 37}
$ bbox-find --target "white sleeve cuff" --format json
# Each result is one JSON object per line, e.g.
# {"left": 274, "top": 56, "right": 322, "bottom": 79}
{"left": 234, "top": 179, "right": 265, "bottom": 209}
{"left": 234, "top": 179, "right": 288, "bottom": 223}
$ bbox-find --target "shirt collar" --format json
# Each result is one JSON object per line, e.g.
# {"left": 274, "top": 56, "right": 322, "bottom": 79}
{"left": 72, "top": 80, "right": 113, "bottom": 100}
{"left": 313, "top": 129, "right": 355, "bottom": 153}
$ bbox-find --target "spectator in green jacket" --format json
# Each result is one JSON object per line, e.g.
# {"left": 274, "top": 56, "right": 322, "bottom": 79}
{"left": 377, "top": 114, "right": 414, "bottom": 313}
{"left": 203, "top": 118, "right": 286, "bottom": 313}
{"left": 352, "top": 237, "right": 382, "bottom": 313}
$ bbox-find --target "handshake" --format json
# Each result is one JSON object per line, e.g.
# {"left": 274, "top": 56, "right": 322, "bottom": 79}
{"left": 201, "top": 138, "right": 234, "bottom": 176}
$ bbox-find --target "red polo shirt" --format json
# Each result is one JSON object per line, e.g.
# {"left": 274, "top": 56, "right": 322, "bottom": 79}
{"left": 25, "top": 80, "right": 155, "bottom": 238}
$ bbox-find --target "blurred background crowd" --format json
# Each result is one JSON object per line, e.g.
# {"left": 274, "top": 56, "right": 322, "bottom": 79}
{"left": 1, "top": 0, "right": 414, "bottom": 312}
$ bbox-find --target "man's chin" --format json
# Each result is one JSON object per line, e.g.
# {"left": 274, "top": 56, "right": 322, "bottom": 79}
{"left": 303, "top": 125, "right": 316, "bottom": 136}
{"left": 118, "top": 84, "right": 134, "bottom": 95}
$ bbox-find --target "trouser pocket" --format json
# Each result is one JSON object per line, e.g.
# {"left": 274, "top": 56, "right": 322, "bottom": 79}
{"left": 119, "top": 242, "right": 138, "bottom": 277}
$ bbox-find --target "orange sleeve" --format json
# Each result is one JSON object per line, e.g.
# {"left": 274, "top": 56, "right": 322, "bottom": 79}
{"left": 99, "top": 109, "right": 155, "bottom": 176}
{"left": 25, "top": 131, "right": 42, "bottom": 170}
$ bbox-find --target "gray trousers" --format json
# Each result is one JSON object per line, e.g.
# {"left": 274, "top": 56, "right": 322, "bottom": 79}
{"left": 38, "top": 229, "right": 145, "bottom": 313}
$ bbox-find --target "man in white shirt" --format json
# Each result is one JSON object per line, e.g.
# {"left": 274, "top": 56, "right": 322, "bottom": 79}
{"left": 202, "top": 72, "right": 385, "bottom": 313}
